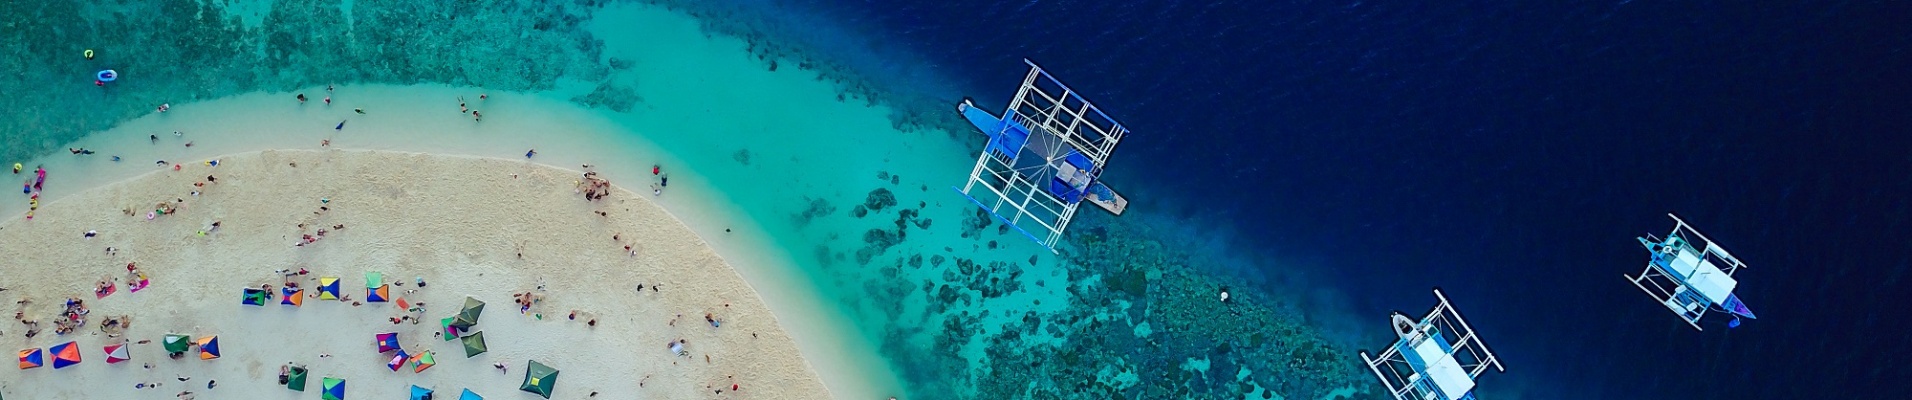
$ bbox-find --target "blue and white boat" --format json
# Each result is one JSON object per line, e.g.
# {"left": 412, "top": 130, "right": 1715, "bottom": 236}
{"left": 954, "top": 60, "right": 1130, "bottom": 252}
{"left": 1360, "top": 288, "right": 1505, "bottom": 400}
{"left": 1627, "top": 213, "right": 1757, "bottom": 330}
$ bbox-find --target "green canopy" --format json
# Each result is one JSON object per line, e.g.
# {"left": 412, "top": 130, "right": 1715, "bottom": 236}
{"left": 518, "top": 360, "right": 559, "bottom": 399}
{"left": 366, "top": 271, "right": 382, "bottom": 289}
{"left": 451, "top": 297, "right": 485, "bottom": 330}
{"left": 441, "top": 316, "right": 460, "bottom": 341}
{"left": 461, "top": 331, "right": 488, "bottom": 358}
{"left": 163, "top": 334, "right": 192, "bottom": 353}
{"left": 287, "top": 365, "right": 309, "bottom": 391}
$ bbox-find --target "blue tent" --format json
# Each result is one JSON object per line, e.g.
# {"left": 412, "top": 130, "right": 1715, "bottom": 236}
{"left": 409, "top": 385, "right": 434, "bottom": 400}
{"left": 458, "top": 389, "right": 482, "bottom": 400}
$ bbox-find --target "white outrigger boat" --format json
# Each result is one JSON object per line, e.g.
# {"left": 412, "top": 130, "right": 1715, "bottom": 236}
{"left": 954, "top": 60, "right": 1130, "bottom": 253}
{"left": 1627, "top": 213, "right": 1757, "bottom": 330}
{"left": 1360, "top": 288, "right": 1504, "bottom": 400}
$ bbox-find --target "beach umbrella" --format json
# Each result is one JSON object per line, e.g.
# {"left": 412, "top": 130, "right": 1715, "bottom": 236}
{"left": 49, "top": 341, "right": 80, "bottom": 369}
{"left": 163, "top": 334, "right": 191, "bottom": 354}
{"left": 321, "top": 377, "right": 346, "bottom": 400}
{"left": 450, "top": 297, "right": 485, "bottom": 330}
{"left": 440, "top": 316, "right": 461, "bottom": 340}
{"left": 18, "top": 348, "right": 42, "bottom": 369}
{"left": 410, "top": 385, "right": 434, "bottom": 400}
{"left": 461, "top": 331, "right": 487, "bottom": 358}
{"left": 197, "top": 336, "right": 221, "bottom": 360}
{"left": 387, "top": 349, "right": 410, "bottom": 371}
{"left": 459, "top": 389, "right": 482, "bottom": 400}
{"left": 376, "top": 332, "right": 401, "bottom": 353}
{"left": 411, "top": 350, "right": 437, "bottom": 373}
{"left": 242, "top": 287, "right": 269, "bottom": 306}
{"left": 318, "top": 277, "right": 340, "bottom": 300}
{"left": 103, "top": 343, "right": 130, "bottom": 364}
{"left": 282, "top": 287, "right": 304, "bottom": 307}
{"left": 366, "top": 271, "right": 383, "bottom": 289}
{"left": 287, "top": 365, "right": 309, "bottom": 391}
{"left": 367, "top": 284, "right": 390, "bottom": 303}
{"left": 518, "top": 360, "right": 559, "bottom": 398}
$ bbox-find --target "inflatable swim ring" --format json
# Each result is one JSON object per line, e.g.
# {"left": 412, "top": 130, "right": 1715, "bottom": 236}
{"left": 11, "top": 163, "right": 19, "bottom": 173}
{"left": 96, "top": 69, "right": 117, "bottom": 82}
{"left": 84, "top": 49, "right": 95, "bottom": 60}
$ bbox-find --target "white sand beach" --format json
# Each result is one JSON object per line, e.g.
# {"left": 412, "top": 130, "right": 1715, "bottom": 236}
{"left": 0, "top": 149, "right": 830, "bottom": 399}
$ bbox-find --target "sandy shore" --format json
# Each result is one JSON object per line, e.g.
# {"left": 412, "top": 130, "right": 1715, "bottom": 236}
{"left": 0, "top": 149, "right": 829, "bottom": 399}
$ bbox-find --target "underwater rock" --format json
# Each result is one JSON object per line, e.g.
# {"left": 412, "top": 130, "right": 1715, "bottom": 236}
{"left": 863, "top": 188, "right": 897, "bottom": 211}
{"left": 570, "top": 80, "right": 641, "bottom": 112}
{"left": 792, "top": 197, "right": 834, "bottom": 227}
{"left": 876, "top": 171, "right": 889, "bottom": 181}
{"left": 607, "top": 56, "right": 635, "bottom": 70}
{"left": 1028, "top": 254, "right": 1039, "bottom": 266}
{"left": 850, "top": 204, "right": 868, "bottom": 218}
{"left": 908, "top": 254, "right": 923, "bottom": 268}
{"left": 913, "top": 217, "right": 932, "bottom": 230}
{"left": 733, "top": 148, "right": 752, "bottom": 165}
{"left": 890, "top": 174, "right": 899, "bottom": 185}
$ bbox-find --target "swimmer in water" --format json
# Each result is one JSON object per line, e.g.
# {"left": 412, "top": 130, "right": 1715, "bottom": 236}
{"left": 525, "top": 149, "right": 536, "bottom": 159}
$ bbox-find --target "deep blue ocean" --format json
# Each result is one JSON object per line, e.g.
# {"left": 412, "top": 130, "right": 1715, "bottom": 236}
{"left": 781, "top": 0, "right": 1912, "bottom": 398}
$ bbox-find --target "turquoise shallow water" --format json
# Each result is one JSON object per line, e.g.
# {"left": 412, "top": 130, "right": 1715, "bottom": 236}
{"left": 3, "top": 1, "right": 1381, "bottom": 399}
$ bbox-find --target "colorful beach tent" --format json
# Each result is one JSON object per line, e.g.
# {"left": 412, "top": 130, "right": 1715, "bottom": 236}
{"left": 461, "top": 331, "right": 487, "bottom": 358}
{"left": 282, "top": 287, "right": 304, "bottom": 307}
{"left": 450, "top": 297, "right": 485, "bottom": 330}
{"left": 519, "top": 360, "right": 559, "bottom": 398}
{"left": 242, "top": 287, "right": 269, "bottom": 306}
{"left": 322, "top": 377, "right": 346, "bottom": 400}
{"left": 288, "top": 365, "right": 309, "bottom": 391}
{"left": 367, "top": 284, "right": 390, "bottom": 303}
{"left": 388, "top": 349, "right": 410, "bottom": 371}
{"left": 18, "top": 348, "right": 42, "bottom": 369}
{"left": 50, "top": 341, "right": 80, "bottom": 369}
{"left": 440, "top": 317, "right": 461, "bottom": 341}
{"left": 197, "top": 336, "right": 221, "bottom": 360}
{"left": 459, "top": 389, "right": 482, "bottom": 400}
{"left": 376, "top": 332, "right": 401, "bottom": 353}
{"left": 163, "top": 334, "right": 191, "bottom": 354}
{"left": 410, "top": 385, "right": 434, "bottom": 400}
{"left": 411, "top": 350, "right": 437, "bottom": 373}
{"left": 103, "top": 343, "right": 130, "bottom": 364}
{"left": 318, "top": 277, "right": 340, "bottom": 300}
{"left": 366, "top": 271, "right": 382, "bottom": 288}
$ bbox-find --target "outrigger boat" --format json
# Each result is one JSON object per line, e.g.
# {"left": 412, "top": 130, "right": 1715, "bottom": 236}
{"left": 954, "top": 60, "right": 1130, "bottom": 253}
{"left": 1360, "top": 289, "right": 1504, "bottom": 400}
{"left": 1627, "top": 213, "right": 1757, "bottom": 330}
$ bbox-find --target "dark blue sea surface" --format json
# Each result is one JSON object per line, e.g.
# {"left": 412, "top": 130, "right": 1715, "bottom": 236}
{"left": 785, "top": 0, "right": 1912, "bottom": 398}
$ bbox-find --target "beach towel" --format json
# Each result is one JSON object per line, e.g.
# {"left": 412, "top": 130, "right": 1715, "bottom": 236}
{"left": 96, "top": 283, "right": 117, "bottom": 299}
{"left": 128, "top": 273, "right": 151, "bottom": 293}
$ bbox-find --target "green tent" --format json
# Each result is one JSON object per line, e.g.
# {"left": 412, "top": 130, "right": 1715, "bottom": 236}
{"left": 163, "top": 334, "right": 192, "bottom": 354}
{"left": 322, "top": 377, "right": 346, "bottom": 400}
{"left": 461, "top": 331, "right": 487, "bottom": 358}
{"left": 441, "top": 316, "right": 460, "bottom": 341}
{"left": 451, "top": 297, "right": 485, "bottom": 330}
{"left": 518, "top": 360, "right": 559, "bottom": 399}
{"left": 287, "top": 365, "right": 309, "bottom": 391}
{"left": 366, "top": 271, "right": 383, "bottom": 289}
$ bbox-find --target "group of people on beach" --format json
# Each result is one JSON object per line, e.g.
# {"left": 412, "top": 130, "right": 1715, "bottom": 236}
{"left": 18, "top": 165, "right": 45, "bottom": 220}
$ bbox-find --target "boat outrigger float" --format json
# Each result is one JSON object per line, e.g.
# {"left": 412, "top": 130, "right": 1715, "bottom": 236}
{"left": 1627, "top": 213, "right": 1757, "bottom": 330}
{"left": 954, "top": 60, "right": 1130, "bottom": 253}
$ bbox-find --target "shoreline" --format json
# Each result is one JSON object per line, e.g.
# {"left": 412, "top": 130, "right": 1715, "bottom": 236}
{"left": 0, "top": 149, "right": 833, "bottom": 399}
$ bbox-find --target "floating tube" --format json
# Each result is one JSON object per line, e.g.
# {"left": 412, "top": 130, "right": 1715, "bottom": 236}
{"left": 96, "top": 70, "right": 117, "bottom": 82}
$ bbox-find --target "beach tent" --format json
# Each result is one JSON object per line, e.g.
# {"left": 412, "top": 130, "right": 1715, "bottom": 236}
{"left": 518, "top": 360, "right": 559, "bottom": 398}
{"left": 103, "top": 343, "right": 130, "bottom": 364}
{"left": 287, "top": 365, "right": 309, "bottom": 391}
{"left": 197, "top": 336, "right": 220, "bottom": 360}
{"left": 387, "top": 349, "right": 410, "bottom": 371}
{"left": 49, "top": 341, "right": 80, "bottom": 369}
{"left": 322, "top": 377, "right": 346, "bottom": 400}
{"left": 282, "top": 287, "right": 304, "bottom": 307}
{"left": 440, "top": 317, "right": 461, "bottom": 341}
{"left": 163, "top": 334, "right": 191, "bottom": 354}
{"left": 318, "top": 277, "right": 340, "bottom": 300}
{"left": 410, "top": 385, "right": 434, "bottom": 400}
{"left": 366, "top": 271, "right": 383, "bottom": 288}
{"left": 450, "top": 297, "right": 485, "bottom": 330}
{"left": 459, "top": 389, "right": 482, "bottom": 400}
{"left": 368, "top": 284, "right": 390, "bottom": 303}
{"left": 461, "top": 331, "right": 487, "bottom": 358}
{"left": 242, "top": 287, "right": 269, "bottom": 306}
{"left": 411, "top": 350, "right": 437, "bottom": 373}
{"left": 18, "top": 348, "right": 42, "bottom": 369}
{"left": 376, "top": 332, "right": 401, "bottom": 353}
